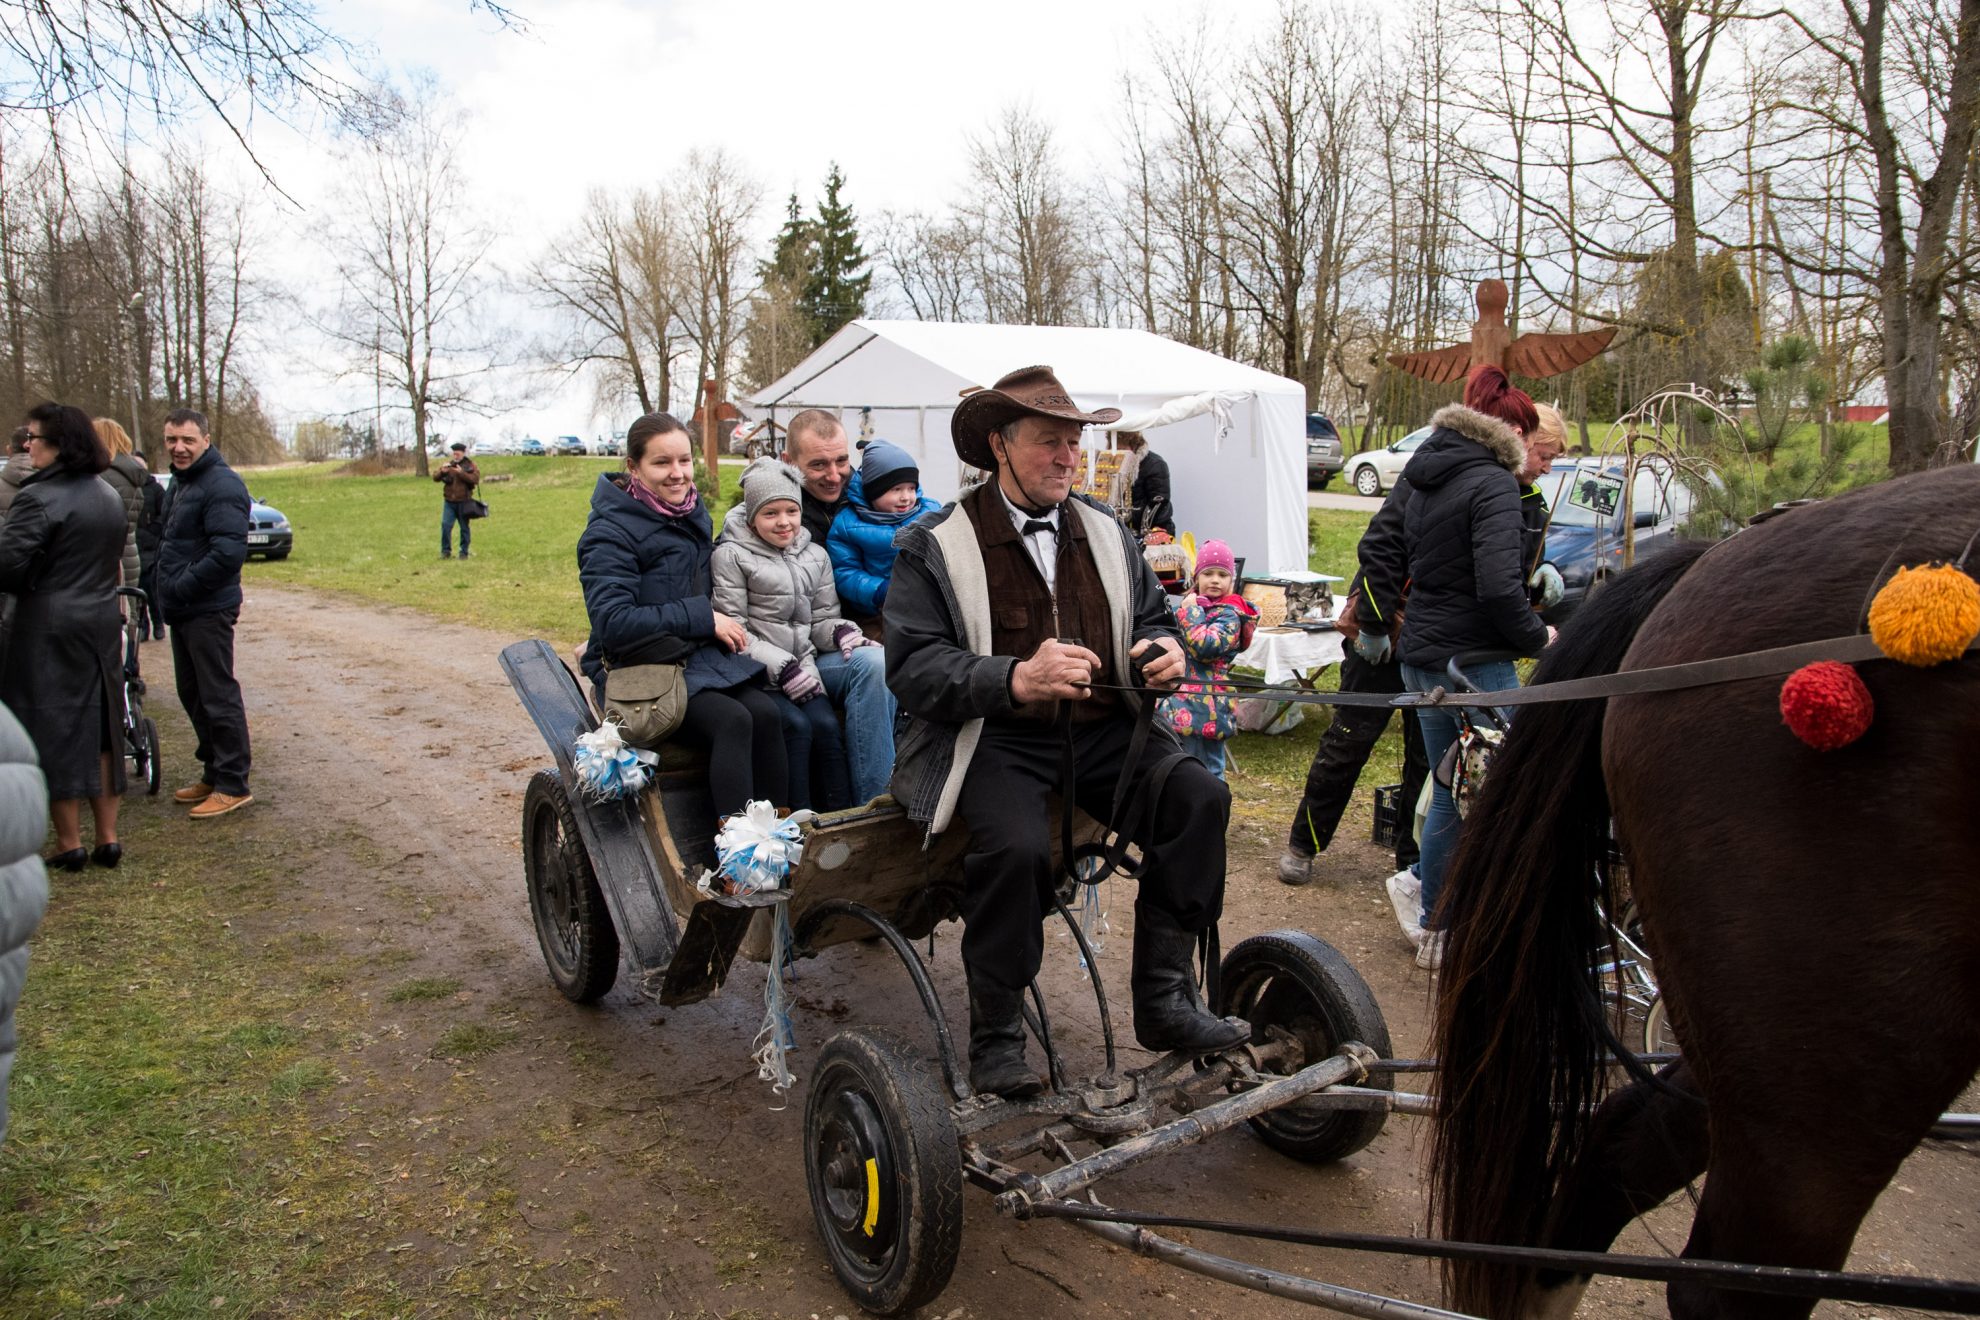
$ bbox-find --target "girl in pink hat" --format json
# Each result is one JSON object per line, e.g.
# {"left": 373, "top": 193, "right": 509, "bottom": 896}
{"left": 1157, "top": 540, "right": 1257, "bottom": 779}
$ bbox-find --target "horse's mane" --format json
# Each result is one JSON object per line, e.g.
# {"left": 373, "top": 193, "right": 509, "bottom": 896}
{"left": 1428, "top": 541, "right": 1710, "bottom": 1317}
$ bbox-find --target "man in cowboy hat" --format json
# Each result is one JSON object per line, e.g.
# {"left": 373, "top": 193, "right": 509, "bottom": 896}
{"left": 884, "top": 365, "right": 1247, "bottom": 1099}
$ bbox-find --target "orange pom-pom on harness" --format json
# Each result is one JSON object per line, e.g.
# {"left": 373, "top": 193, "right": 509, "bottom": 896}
{"left": 1780, "top": 661, "right": 1874, "bottom": 751}
{"left": 1868, "top": 563, "right": 1980, "bottom": 667}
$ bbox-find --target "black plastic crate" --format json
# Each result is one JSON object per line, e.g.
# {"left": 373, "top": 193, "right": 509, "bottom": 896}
{"left": 1372, "top": 783, "right": 1404, "bottom": 850}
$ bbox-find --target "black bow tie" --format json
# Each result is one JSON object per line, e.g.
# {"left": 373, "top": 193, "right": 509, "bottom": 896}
{"left": 1021, "top": 518, "right": 1057, "bottom": 537}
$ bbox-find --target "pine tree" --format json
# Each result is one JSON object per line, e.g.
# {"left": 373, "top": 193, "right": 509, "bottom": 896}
{"left": 801, "top": 164, "right": 870, "bottom": 346}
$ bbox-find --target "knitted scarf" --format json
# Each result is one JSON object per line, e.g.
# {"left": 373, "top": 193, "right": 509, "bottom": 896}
{"left": 627, "top": 474, "right": 698, "bottom": 519}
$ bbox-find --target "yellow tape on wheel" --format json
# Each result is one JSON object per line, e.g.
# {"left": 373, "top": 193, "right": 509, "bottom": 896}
{"left": 862, "top": 1158, "right": 880, "bottom": 1237}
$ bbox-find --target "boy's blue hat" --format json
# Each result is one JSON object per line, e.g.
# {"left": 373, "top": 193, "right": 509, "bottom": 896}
{"left": 858, "top": 439, "right": 918, "bottom": 497}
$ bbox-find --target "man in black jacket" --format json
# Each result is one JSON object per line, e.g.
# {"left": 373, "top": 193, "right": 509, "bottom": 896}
{"left": 1121, "top": 430, "right": 1176, "bottom": 538}
{"left": 885, "top": 365, "right": 1246, "bottom": 1099}
{"left": 158, "top": 408, "right": 253, "bottom": 818}
{"left": 1275, "top": 475, "right": 1428, "bottom": 886}
{"left": 780, "top": 409, "right": 853, "bottom": 546}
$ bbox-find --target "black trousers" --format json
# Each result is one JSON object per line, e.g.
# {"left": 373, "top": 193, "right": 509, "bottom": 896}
{"left": 1287, "top": 648, "right": 1429, "bottom": 869}
{"left": 170, "top": 607, "right": 251, "bottom": 795}
{"left": 679, "top": 684, "right": 787, "bottom": 819}
{"left": 136, "top": 560, "right": 164, "bottom": 636}
{"left": 954, "top": 715, "right": 1230, "bottom": 995}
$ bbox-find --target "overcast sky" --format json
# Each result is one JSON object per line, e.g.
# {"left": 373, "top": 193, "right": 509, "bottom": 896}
{"left": 227, "top": 0, "right": 1275, "bottom": 443}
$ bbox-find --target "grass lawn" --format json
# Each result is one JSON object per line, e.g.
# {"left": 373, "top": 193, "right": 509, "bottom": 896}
{"left": 242, "top": 456, "right": 749, "bottom": 646}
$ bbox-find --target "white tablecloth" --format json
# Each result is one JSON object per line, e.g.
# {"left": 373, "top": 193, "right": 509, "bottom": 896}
{"left": 1235, "top": 627, "right": 1346, "bottom": 686}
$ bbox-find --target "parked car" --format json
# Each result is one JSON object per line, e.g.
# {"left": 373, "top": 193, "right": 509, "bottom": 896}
{"left": 520, "top": 437, "right": 547, "bottom": 456}
{"left": 1537, "top": 458, "right": 1695, "bottom": 621}
{"left": 1305, "top": 413, "right": 1344, "bottom": 487}
{"left": 596, "top": 434, "right": 622, "bottom": 456}
{"left": 555, "top": 434, "right": 587, "bottom": 456}
{"left": 1344, "top": 425, "right": 1431, "bottom": 497}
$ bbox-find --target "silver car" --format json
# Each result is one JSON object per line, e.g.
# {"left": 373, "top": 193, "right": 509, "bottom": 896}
{"left": 1344, "top": 426, "right": 1431, "bottom": 497}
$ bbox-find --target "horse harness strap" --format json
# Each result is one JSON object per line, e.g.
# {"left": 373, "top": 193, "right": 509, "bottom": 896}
{"left": 1057, "top": 693, "right": 1192, "bottom": 890}
{"left": 1081, "top": 631, "right": 1980, "bottom": 714}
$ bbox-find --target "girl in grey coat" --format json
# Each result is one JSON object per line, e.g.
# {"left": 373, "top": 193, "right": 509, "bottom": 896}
{"left": 713, "top": 461, "right": 869, "bottom": 811}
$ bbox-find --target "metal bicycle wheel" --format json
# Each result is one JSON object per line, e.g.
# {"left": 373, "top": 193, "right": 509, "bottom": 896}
{"left": 522, "top": 770, "right": 618, "bottom": 1002}
{"left": 1220, "top": 929, "right": 1392, "bottom": 1163}
{"left": 805, "top": 1029, "right": 963, "bottom": 1316}
{"left": 137, "top": 716, "right": 161, "bottom": 795}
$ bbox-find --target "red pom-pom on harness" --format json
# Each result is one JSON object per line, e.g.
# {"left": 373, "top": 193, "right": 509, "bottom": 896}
{"left": 1779, "top": 661, "right": 1873, "bottom": 750}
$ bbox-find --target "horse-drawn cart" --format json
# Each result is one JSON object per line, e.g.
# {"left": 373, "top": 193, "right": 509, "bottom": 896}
{"left": 501, "top": 638, "right": 1411, "bottom": 1316}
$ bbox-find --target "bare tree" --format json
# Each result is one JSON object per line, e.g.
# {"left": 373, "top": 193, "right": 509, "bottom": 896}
{"left": 672, "top": 148, "right": 761, "bottom": 402}
{"left": 1773, "top": 0, "right": 1980, "bottom": 471}
{"left": 963, "top": 104, "right": 1090, "bottom": 324}
{"left": 323, "top": 80, "right": 497, "bottom": 477}
{"left": 536, "top": 186, "right": 684, "bottom": 414}
{"left": 874, "top": 210, "right": 981, "bottom": 321}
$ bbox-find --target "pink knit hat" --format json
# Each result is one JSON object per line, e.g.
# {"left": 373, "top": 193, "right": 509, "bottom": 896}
{"left": 1196, "top": 540, "right": 1236, "bottom": 575}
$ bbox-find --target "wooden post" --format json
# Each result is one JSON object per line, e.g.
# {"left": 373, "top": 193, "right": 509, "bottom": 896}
{"left": 701, "top": 379, "right": 721, "bottom": 499}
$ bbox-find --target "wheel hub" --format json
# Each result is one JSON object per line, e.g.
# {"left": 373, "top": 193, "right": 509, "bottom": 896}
{"left": 811, "top": 1082, "right": 898, "bottom": 1274}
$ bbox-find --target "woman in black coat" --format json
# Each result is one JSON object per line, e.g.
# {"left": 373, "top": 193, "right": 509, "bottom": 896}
{"left": 0, "top": 403, "right": 131, "bottom": 871}
{"left": 577, "top": 412, "right": 786, "bottom": 818}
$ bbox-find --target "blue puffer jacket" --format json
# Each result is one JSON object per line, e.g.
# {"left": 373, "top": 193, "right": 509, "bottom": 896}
{"left": 577, "top": 474, "right": 764, "bottom": 697}
{"left": 827, "top": 471, "right": 941, "bottom": 619}
{"left": 156, "top": 444, "right": 250, "bottom": 624}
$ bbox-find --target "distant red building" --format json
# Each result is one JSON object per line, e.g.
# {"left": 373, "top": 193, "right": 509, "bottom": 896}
{"left": 1841, "top": 405, "right": 1889, "bottom": 425}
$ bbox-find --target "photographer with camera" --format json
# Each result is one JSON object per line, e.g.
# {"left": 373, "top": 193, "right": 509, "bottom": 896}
{"left": 435, "top": 442, "right": 480, "bottom": 560}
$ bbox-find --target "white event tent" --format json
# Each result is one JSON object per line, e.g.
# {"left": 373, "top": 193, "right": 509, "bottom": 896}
{"left": 742, "top": 320, "right": 1310, "bottom": 575}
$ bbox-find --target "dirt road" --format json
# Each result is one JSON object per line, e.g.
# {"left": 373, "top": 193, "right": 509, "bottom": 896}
{"left": 194, "top": 584, "right": 1977, "bottom": 1317}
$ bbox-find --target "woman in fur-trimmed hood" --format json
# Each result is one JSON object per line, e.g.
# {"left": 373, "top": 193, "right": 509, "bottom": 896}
{"left": 1395, "top": 368, "right": 1552, "bottom": 668}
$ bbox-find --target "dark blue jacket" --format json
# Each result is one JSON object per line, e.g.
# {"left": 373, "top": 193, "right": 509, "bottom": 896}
{"left": 826, "top": 471, "right": 941, "bottom": 619}
{"left": 156, "top": 445, "right": 250, "bottom": 624}
{"left": 577, "top": 474, "right": 763, "bottom": 696}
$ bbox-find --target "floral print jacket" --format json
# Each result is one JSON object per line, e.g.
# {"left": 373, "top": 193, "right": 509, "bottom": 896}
{"left": 1157, "top": 592, "right": 1259, "bottom": 743}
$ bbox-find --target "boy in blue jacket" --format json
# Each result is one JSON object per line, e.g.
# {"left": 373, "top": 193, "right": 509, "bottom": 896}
{"left": 827, "top": 439, "right": 940, "bottom": 632}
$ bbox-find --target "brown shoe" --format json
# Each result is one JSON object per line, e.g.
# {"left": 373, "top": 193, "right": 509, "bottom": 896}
{"left": 189, "top": 791, "right": 253, "bottom": 820}
{"left": 173, "top": 782, "right": 214, "bottom": 804}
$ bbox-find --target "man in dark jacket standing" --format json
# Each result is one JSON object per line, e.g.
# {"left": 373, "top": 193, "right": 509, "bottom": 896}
{"left": 1121, "top": 430, "right": 1176, "bottom": 538}
{"left": 435, "top": 442, "right": 480, "bottom": 559}
{"left": 886, "top": 365, "right": 1247, "bottom": 1099}
{"left": 158, "top": 408, "right": 253, "bottom": 818}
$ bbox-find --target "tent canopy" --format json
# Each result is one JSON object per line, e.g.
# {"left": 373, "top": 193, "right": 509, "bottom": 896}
{"left": 745, "top": 320, "right": 1311, "bottom": 575}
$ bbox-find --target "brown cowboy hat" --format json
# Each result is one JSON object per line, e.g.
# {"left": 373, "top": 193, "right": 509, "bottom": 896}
{"left": 950, "top": 364, "right": 1122, "bottom": 470}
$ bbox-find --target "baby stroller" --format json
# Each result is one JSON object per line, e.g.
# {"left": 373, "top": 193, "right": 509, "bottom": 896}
{"left": 115, "top": 586, "right": 161, "bottom": 796}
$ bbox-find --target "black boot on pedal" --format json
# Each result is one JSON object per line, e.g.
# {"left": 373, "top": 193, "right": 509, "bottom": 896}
{"left": 967, "top": 983, "right": 1045, "bottom": 1100}
{"left": 1131, "top": 907, "right": 1250, "bottom": 1054}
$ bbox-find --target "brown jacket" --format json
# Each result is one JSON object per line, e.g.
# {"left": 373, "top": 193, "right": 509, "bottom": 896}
{"left": 435, "top": 458, "right": 479, "bottom": 503}
{"left": 963, "top": 483, "right": 1119, "bottom": 723}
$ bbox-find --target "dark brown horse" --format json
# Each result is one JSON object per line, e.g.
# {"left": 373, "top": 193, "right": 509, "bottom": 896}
{"left": 1429, "top": 467, "right": 1980, "bottom": 1319}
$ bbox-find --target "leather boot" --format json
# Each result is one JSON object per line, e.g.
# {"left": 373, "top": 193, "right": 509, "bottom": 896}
{"left": 1131, "top": 906, "right": 1250, "bottom": 1054}
{"left": 967, "top": 981, "right": 1045, "bottom": 1100}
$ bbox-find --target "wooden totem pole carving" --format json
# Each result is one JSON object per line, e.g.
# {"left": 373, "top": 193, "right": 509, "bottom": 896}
{"left": 1387, "top": 279, "right": 1616, "bottom": 383}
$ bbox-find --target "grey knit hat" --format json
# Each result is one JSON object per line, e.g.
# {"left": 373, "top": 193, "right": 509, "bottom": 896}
{"left": 740, "top": 457, "right": 805, "bottom": 524}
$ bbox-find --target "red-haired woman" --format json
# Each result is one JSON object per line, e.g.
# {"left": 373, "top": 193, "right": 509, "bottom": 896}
{"left": 1384, "top": 366, "right": 1556, "bottom": 968}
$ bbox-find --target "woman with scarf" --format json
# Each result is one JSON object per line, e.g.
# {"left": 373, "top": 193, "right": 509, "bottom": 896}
{"left": 578, "top": 412, "right": 786, "bottom": 818}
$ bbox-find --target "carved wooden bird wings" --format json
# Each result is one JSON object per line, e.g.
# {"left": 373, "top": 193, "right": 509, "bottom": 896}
{"left": 1387, "top": 279, "right": 1616, "bottom": 383}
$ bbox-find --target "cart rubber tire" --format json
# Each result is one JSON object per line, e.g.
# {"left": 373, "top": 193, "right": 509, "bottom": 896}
{"left": 1219, "top": 929, "right": 1392, "bottom": 1162}
{"left": 805, "top": 1029, "right": 963, "bottom": 1316}
{"left": 140, "top": 717, "right": 161, "bottom": 795}
{"left": 522, "top": 769, "right": 618, "bottom": 1002}
{"left": 1354, "top": 465, "right": 1382, "bottom": 497}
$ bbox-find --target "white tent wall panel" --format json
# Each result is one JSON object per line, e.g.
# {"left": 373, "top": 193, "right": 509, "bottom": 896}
{"left": 744, "top": 321, "right": 1312, "bottom": 575}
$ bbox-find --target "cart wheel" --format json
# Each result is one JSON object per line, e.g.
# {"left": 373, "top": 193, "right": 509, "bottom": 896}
{"left": 805, "top": 1029, "right": 963, "bottom": 1316}
{"left": 1220, "top": 929, "right": 1392, "bottom": 1162}
{"left": 522, "top": 770, "right": 618, "bottom": 1002}
{"left": 140, "top": 717, "right": 161, "bottom": 795}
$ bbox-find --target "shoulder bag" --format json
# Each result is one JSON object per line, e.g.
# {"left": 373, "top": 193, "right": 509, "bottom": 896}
{"left": 601, "top": 661, "right": 687, "bottom": 748}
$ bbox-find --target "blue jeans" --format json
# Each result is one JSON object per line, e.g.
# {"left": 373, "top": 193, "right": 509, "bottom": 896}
{"left": 774, "top": 691, "right": 852, "bottom": 811}
{"left": 816, "top": 645, "right": 896, "bottom": 803}
{"left": 1178, "top": 734, "right": 1226, "bottom": 780}
{"left": 441, "top": 500, "right": 472, "bottom": 555}
{"left": 1401, "top": 658, "right": 1519, "bottom": 930}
